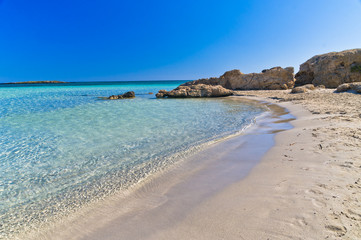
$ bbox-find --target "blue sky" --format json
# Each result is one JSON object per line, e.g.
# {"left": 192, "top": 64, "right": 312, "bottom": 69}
{"left": 0, "top": 0, "right": 361, "bottom": 82}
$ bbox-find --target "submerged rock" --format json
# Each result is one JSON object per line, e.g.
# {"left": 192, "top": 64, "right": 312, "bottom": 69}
{"left": 181, "top": 67, "right": 295, "bottom": 90}
{"left": 295, "top": 49, "right": 361, "bottom": 87}
{"left": 156, "top": 84, "right": 233, "bottom": 98}
{"left": 107, "top": 91, "right": 135, "bottom": 100}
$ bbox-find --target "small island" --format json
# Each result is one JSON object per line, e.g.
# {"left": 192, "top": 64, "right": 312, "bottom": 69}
{"left": 3, "top": 81, "right": 67, "bottom": 84}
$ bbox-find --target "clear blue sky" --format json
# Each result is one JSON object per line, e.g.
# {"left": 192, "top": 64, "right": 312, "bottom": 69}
{"left": 0, "top": 0, "right": 361, "bottom": 82}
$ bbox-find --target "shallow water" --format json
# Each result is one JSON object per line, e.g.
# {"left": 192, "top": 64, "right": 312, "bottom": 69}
{"left": 0, "top": 81, "right": 266, "bottom": 238}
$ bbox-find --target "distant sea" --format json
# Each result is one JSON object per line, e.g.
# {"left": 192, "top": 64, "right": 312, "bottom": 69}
{"left": 0, "top": 81, "right": 267, "bottom": 238}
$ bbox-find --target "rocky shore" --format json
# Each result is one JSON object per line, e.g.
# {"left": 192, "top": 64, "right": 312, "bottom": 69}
{"left": 156, "top": 48, "right": 361, "bottom": 98}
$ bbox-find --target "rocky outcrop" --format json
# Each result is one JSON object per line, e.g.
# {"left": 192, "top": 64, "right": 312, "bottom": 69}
{"left": 107, "top": 91, "right": 135, "bottom": 99}
{"left": 336, "top": 82, "right": 361, "bottom": 93}
{"left": 295, "top": 49, "right": 361, "bottom": 88}
{"left": 182, "top": 67, "right": 295, "bottom": 90}
{"left": 156, "top": 84, "right": 233, "bottom": 98}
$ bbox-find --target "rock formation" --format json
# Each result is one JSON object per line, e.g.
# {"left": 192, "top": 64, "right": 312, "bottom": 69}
{"left": 295, "top": 49, "right": 361, "bottom": 88}
{"left": 181, "top": 67, "right": 295, "bottom": 90}
{"left": 107, "top": 91, "right": 135, "bottom": 99}
{"left": 336, "top": 82, "right": 361, "bottom": 93}
{"left": 155, "top": 84, "right": 233, "bottom": 98}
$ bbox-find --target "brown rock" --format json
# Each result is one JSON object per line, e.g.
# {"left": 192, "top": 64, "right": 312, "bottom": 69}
{"left": 291, "top": 84, "right": 316, "bottom": 94}
{"left": 295, "top": 49, "right": 361, "bottom": 87}
{"left": 156, "top": 84, "right": 233, "bottom": 98}
{"left": 291, "top": 86, "right": 308, "bottom": 94}
{"left": 336, "top": 82, "right": 361, "bottom": 93}
{"left": 303, "top": 84, "right": 316, "bottom": 90}
{"left": 181, "top": 67, "right": 295, "bottom": 90}
{"left": 336, "top": 83, "right": 353, "bottom": 92}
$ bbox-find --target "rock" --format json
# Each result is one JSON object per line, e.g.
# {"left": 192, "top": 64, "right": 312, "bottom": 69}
{"left": 295, "top": 49, "right": 361, "bottom": 88}
{"left": 303, "top": 84, "right": 316, "bottom": 90}
{"left": 148, "top": 92, "right": 153, "bottom": 94}
{"left": 156, "top": 84, "right": 233, "bottom": 98}
{"left": 355, "top": 85, "right": 361, "bottom": 93}
{"left": 291, "top": 86, "right": 308, "bottom": 94}
{"left": 107, "top": 91, "right": 135, "bottom": 99}
{"left": 336, "top": 82, "right": 361, "bottom": 93}
{"left": 336, "top": 83, "right": 353, "bottom": 92}
{"left": 291, "top": 84, "right": 317, "bottom": 94}
{"left": 181, "top": 67, "right": 295, "bottom": 90}
{"left": 155, "top": 90, "right": 168, "bottom": 98}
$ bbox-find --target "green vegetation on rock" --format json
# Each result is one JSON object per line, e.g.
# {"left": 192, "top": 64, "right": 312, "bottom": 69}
{"left": 351, "top": 64, "right": 361, "bottom": 73}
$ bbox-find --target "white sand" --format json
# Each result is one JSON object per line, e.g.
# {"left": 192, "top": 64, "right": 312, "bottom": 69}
{"left": 27, "top": 90, "right": 361, "bottom": 240}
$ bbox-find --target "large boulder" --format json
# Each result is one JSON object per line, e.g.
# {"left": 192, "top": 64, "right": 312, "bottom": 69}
{"left": 156, "top": 84, "right": 233, "bottom": 98}
{"left": 182, "top": 67, "right": 295, "bottom": 90}
{"left": 295, "top": 49, "right": 361, "bottom": 88}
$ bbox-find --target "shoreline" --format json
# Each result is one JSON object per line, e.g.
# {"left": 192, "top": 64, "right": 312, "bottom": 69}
{"left": 23, "top": 98, "right": 294, "bottom": 240}
{"left": 17, "top": 90, "right": 361, "bottom": 239}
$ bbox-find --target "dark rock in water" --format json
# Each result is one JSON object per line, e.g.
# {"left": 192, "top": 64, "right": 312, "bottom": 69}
{"left": 295, "top": 49, "right": 361, "bottom": 87}
{"left": 156, "top": 84, "right": 233, "bottom": 98}
{"left": 121, "top": 91, "right": 135, "bottom": 98}
{"left": 148, "top": 92, "right": 153, "bottom": 95}
{"left": 107, "top": 91, "right": 135, "bottom": 100}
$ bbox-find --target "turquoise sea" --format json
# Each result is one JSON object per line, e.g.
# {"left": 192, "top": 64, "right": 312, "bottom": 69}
{"left": 0, "top": 81, "right": 267, "bottom": 238}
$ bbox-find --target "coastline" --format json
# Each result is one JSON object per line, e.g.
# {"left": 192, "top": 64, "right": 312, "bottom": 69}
{"left": 18, "top": 90, "right": 361, "bottom": 239}
{"left": 22, "top": 97, "right": 293, "bottom": 240}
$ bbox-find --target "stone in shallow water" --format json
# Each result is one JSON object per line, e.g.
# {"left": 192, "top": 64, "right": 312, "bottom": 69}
{"left": 107, "top": 91, "right": 135, "bottom": 100}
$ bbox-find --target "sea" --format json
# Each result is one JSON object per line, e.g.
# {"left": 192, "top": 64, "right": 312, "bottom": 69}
{"left": 0, "top": 81, "right": 267, "bottom": 238}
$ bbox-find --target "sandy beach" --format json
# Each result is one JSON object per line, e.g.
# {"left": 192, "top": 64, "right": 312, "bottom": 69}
{"left": 24, "top": 89, "right": 360, "bottom": 240}
{"left": 230, "top": 89, "right": 361, "bottom": 239}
